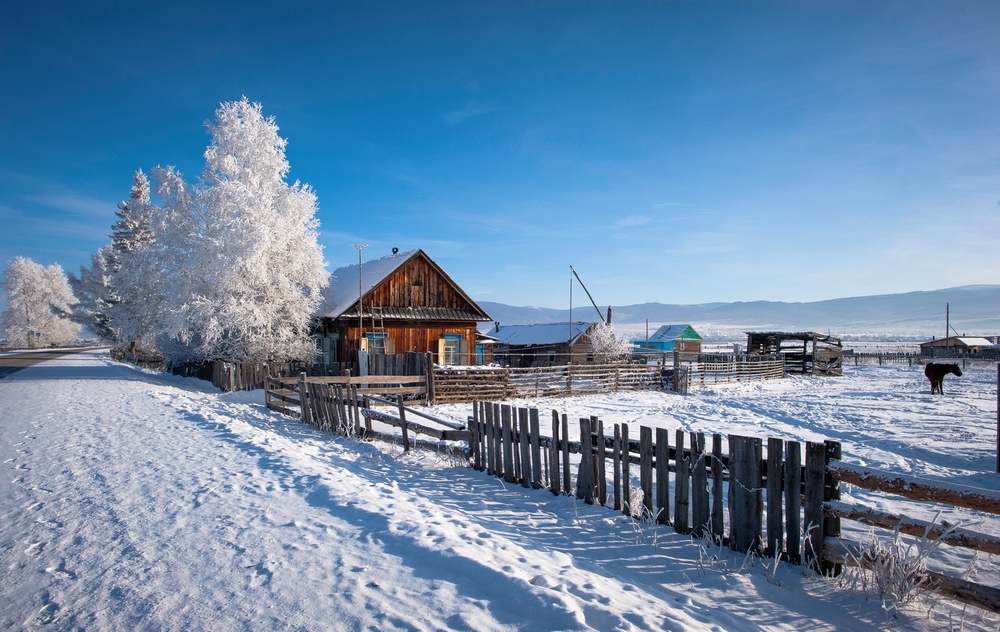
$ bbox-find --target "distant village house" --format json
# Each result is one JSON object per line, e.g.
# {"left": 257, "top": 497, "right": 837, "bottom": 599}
{"left": 486, "top": 321, "right": 599, "bottom": 368}
{"left": 919, "top": 336, "right": 995, "bottom": 357}
{"left": 633, "top": 324, "right": 702, "bottom": 354}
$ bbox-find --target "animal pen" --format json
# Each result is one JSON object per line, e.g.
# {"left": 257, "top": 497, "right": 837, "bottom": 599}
{"left": 263, "top": 370, "right": 1000, "bottom": 614}
{"left": 746, "top": 332, "right": 843, "bottom": 376}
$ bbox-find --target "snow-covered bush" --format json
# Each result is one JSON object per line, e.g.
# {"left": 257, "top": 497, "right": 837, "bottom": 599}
{"left": 2, "top": 256, "right": 80, "bottom": 348}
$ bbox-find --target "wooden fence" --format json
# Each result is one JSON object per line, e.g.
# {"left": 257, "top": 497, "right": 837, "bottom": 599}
{"left": 688, "top": 354, "right": 786, "bottom": 385}
{"left": 466, "top": 402, "right": 1000, "bottom": 614}
{"left": 264, "top": 372, "right": 430, "bottom": 419}
{"left": 431, "top": 363, "right": 662, "bottom": 404}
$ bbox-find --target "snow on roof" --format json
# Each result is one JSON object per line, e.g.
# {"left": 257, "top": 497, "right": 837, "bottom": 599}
{"left": 316, "top": 249, "right": 418, "bottom": 319}
{"left": 649, "top": 324, "right": 700, "bottom": 342}
{"left": 486, "top": 321, "right": 596, "bottom": 347}
{"left": 921, "top": 336, "right": 994, "bottom": 347}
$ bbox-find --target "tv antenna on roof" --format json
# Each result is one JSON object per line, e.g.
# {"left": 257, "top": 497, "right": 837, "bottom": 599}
{"left": 353, "top": 244, "right": 369, "bottom": 344}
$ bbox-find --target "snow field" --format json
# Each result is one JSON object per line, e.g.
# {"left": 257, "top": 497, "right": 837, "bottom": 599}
{"left": 1, "top": 350, "right": 998, "bottom": 630}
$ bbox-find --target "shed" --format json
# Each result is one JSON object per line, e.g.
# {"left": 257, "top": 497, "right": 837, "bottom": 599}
{"left": 485, "top": 321, "right": 599, "bottom": 368}
{"left": 746, "top": 331, "right": 842, "bottom": 376}
{"left": 634, "top": 324, "right": 702, "bottom": 354}
{"left": 314, "top": 249, "right": 492, "bottom": 366}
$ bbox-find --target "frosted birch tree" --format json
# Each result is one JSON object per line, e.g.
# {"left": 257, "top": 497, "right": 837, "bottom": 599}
{"left": 157, "top": 98, "right": 327, "bottom": 363}
{"left": 588, "top": 322, "right": 633, "bottom": 363}
{"left": 2, "top": 257, "right": 80, "bottom": 348}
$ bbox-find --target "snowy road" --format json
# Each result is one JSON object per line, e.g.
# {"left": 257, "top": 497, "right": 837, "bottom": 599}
{"left": 2, "top": 351, "right": 997, "bottom": 630}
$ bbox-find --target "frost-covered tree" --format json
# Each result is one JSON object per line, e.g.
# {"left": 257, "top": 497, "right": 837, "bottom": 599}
{"left": 67, "top": 246, "right": 116, "bottom": 343}
{"left": 588, "top": 322, "right": 633, "bottom": 363}
{"left": 106, "top": 169, "right": 163, "bottom": 354}
{"left": 156, "top": 98, "right": 327, "bottom": 363}
{"left": 2, "top": 257, "right": 80, "bottom": 348}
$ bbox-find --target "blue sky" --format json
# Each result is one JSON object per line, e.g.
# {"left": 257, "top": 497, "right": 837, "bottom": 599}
{"left": 2, "top": 1, "right": 998, "bottom": 309}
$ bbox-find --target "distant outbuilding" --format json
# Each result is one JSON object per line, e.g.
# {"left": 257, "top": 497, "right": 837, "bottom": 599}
{"left": 634, "top": 324, "right": 702, "bottom": 354}
{"left": 746, "top": 331, "right": 842, "bottom": 376}
{"left": 485, "top": 321, "right": 599, "bottom": 367}
{"left": 919, "top": 336, "right": 995, "bottom": 357}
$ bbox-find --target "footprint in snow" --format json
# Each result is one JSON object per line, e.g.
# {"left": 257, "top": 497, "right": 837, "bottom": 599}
{"left": 46, "top": 559, "right": 77, "bottom": 580}
{"left": 25, "top": 541, "right": 46, "bottom": 556}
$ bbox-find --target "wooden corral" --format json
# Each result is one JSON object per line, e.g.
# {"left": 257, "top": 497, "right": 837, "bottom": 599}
{"left": 314, "top": 249, "right": 493, "bottom": 368}
{"left": 746, "top": 332, "right": 842, "bottom": 375}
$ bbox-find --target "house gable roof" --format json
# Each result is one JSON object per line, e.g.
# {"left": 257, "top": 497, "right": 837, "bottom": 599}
{"left": 486, "top": 321, "right": 597, "bottom": 347}
{"left": 649, "top": 324, "right": 702, "bottom": 343}
{"left": 317, "top": 249, "right": 491, "bottom": 322}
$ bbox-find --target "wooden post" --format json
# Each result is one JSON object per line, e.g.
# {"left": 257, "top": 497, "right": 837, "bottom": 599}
{"left": 728, "top": 435, "right": 762, "bottom": 553}
{"left": 363, "top": 396, "right": 373, "bottom": 435}
{"left": 485, "top": 403, "right": 496, "bottom": 476}
{"left": 691, "top": 432, "right": 709, "bottom": 537}
{"left": 823, "top": 440, "right": 843, "bottom": 576}
{"left": 425, "top": 351, "right": 435, "bottom": 405}
{"left": 803, "top": 441, "right": 827, "bottom": 572}
{"left": 613, "top": 424, "right": 622, "bottom": 511}
{"left": 640, "top": 426, "right": 653, "bottom": 516}
{"left": 530, "top": 408, "right": 542, "bottom": 488}
{"left": 674, "top": 430, "right": 689, "bottom": 533}
{"left": 561, "top": 414, "right": 571, "bottom": 495}
{"left": 766, "top": 437, "right": 784, "bottom": 559}
{"left": 996, "top": 363, "right": 999, "bottom": 473}
{"left": 397, "top": 394, "right": 409, "bottom": 451}
{"left": 550, "top": 410, "right": 561, "bottom": 494}
{"left": 785, "top": 440, "right": 802, "bottom": 565}
{"left": 577, "top": 417, "right": 595, "bottom": 503}
{"left": 298, "top": 372, "right": 310, "bottom": 424}
{"left": 472, "top": 401, "right": 482, "bottom": 470}
{"left": 596, "top": 418, "right": 607, "bottom": 505}
{"left": 502, "top": 405, "right": 514, "bottom": 483}
{"left": 711, "top": 434, "right": 724, "bottom": 542}
{"left": 263, "top": 364, "right": 272, "bottom": 409}
{"left": 519, "top": 408, "right": 531, "bottom": 488}
{"left": 655, "top": 427, "right": 670, "bottom": 525}
{"left": 621, "top": 423, "right": 631, "bottom": 516}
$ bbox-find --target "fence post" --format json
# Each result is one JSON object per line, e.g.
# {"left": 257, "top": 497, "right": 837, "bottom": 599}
{"left": 425, "top": 352, "right": 435, "bottom": 405}
{"left": 766, "top": 437, "right": 784, "bottom": 559}
{"left": 298, "top": 372, "right": 310, "bottom": 424}
{"left": 550, "top": 410, "right": 560, "bottom": 494}
{"left": 263, "top": 364, "right": 272, "bottom": 409}
{"left": 691, "top": 432, "right": 709, "bottom": 538}
{"left": 561, "top": 414, "right": 571, "bottom": 495}
{"left": 996, "top": 363, "right": 999, "bottom": 473}
{"left": 397, "top": 394, "right": 410, "bottom": 451}
{"left": 640, "top": 426, "right": 653, "bottom": 516}
{"left": 502, "top": 406, "right": 515, "bottom": 483}
{"left": 655, "top": 428, "right": 670, "bottom": 525}
{"left": 674, "top": 430, "right": 689, "bottom": 533}
{"left": 784, "top": 440, "right": 802, "bottom": 565}
{"left": 576, "top": 417, "right": 595, "bottom": 503}
{"left": 530, "top": 408, "right": 542, "bottom": 489}
{"left": 711, "top": 434, "right": 724, "bottom": 542}
{"left": 613, "top": 424, "right": 622, "bottom": 511}
{"left": 472, "top": 401, "right": 482, "bottom": 471}
{"left": 803, "top": 441, "right": 827, "bottom": 572}
{"left": 727, "top": 435, "right": 762, "bottom": 553}
{"left": 823, "top": 440, "right": 843, "bottom": 576}
{"left": 596, "top": 418, "right": 607, "bottom": 505}
{"left": 519, "top": 408, "right": 531, "bottom": 488}
{"left": 621, "top": 423, "right": 630, "bottom": 516}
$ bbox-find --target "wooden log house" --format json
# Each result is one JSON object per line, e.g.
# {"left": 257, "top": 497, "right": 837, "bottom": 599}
{"left": 313, "top": 249, "right": 493, "bottom": 367}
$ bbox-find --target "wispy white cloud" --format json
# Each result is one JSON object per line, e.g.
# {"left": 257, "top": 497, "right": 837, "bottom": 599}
{"left": 444, "top": 100, "right": 498, "bottom": 125}
{"left": 22, "top": 191, "right": 115, "bottom": 219}
{"left": 613, "top": 215, "right": 651, "bottom": 228}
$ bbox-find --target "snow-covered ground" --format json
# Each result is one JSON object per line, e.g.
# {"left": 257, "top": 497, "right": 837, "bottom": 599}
{"left": 2, "top": 350, "right": 998, "bottom": 630}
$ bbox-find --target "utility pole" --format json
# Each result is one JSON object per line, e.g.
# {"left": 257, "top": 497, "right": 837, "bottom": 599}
{"left": 353, "top": 244, "right": 369, "bottom": 348}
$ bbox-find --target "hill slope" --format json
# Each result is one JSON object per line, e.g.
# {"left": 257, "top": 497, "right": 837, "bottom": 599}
{"left": 479, "top": 285, "right": 1000, "bottom": 337}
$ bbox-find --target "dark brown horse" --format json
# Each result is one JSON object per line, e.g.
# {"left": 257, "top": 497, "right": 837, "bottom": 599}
{"left": 924, "top": 362, "right": 962, "bottom": 394}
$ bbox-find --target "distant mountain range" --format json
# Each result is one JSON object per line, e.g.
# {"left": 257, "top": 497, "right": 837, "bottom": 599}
{"left": 478, "top": 285, "right": 1000, "bottom": 340}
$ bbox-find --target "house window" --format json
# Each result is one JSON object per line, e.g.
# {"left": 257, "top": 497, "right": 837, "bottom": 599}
{"left": 441, "top": 334, "right": 462, "bottom": 365}
{"left": 365, "top": 332, "right": 387, "bottom": 355}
